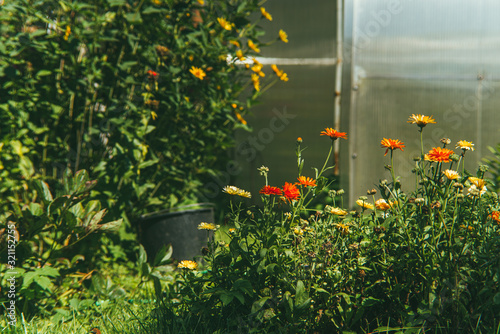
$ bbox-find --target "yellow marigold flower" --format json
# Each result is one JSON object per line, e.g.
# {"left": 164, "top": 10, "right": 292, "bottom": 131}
{"left": 456, "top": 140, "right": 474, "bottom": 151}
{"left": 248, "top": 40, "right": 260, "bottom": 53}
{"left": 235, "top": 111, "right": 247, "bottom": 125}
{"left": 468, "top": 177, "right": 486, "bottom": 190}
{"left": 334, "top": 223, "right": 350, "bottom": 235}
{"left": 236, "top": 49, "right": 245, "bottom": 61}
{"left": 251, "top": 62, "right": 263, "bottom": 74}
{"left": 293, "top": 227, "right": 303, "bottom": 236}
{"left": 443, "top": 169, "right": 460, "bottom": 180}
{"left": 356, "top": 199, "right": 374, "bottom": 210}
{"left": 279, "top": 29, "right": 288, "bottom": 43}
{"left": 197, "top": 0, "right": 204, "bottom": 4}
{"left": 329, "top": 207, "right": 348, "bottom": 216}
{"left": 251, "top": 73, "right": 260, "bottom": 91}
{"left": 217, "top": 17, "right": 232, "bottom": 31}
{"left": 198, "top": 222, "right": 217, "bottom": 230}
{"left": 375, "top": 199, "right": 391, "bottom": 211}
{"left": 407, "top": 114, "right": 436, "bottom": 127}
{"left": 223, "top": 185, "right": 251, "bottom": 198}
{"left": 260, "top": 7, "right": 273, "bottom": 21}
{"left": 151, "top": 111, "right": 158, "bottom": 120}
{"left": 178, "top": 260, "right": 198, "bottom": 270}
{"left": 279, "top": 72, "right": 289, "bottom": 81}
{"left": 189, "top": 66, "right": 206, "bottom": 80}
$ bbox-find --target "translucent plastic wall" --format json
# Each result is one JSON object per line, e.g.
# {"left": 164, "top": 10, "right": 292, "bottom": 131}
{"left": 232, "top": 0, "right": 500, "bottom": 207}
{"left": 345, "top": 0, "right": 500, "bottom": 205}
{"left": 233, "top": 0, "right": 341, "bottom": 199}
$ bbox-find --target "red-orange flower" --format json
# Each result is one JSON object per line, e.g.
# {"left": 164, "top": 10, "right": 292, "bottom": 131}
{"left": 297, "top": 176, "right": 316, "bottom": 187}
{"left": 282, "top": 182, "right": 300, "bottom": 201}
{"left": 259, "top": 185, "right": 283, "bottom": 196}
{"left": 147, "top": 70, "right": 158, "bottom": 77}
{"left": 424, "top": 147, "right": 454, "bottom": 163}
{"left": 320, "top": 128, "right": 347, "bottom": 140}
{"left": 490, "top": 211, "right": 500, "bottom": 224}
{"left": 381, "top": 138, "right": 405, "bottom": 156}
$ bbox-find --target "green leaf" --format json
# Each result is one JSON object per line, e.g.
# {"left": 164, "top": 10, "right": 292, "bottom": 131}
{"left": 36, "top": 70, "right": 52, "bottom": 78}
{"left": 220, "top": 292, "right": 234, "bottom": 306}
{"left": 107, "top": 0, "right": 126, "bottom": 6}
{"left": 19, "top": 156, "right": 35, "bottom": 178}
{"left": 138, "top": 244, "right": 147, "bottom": 266}
{"left": 125, "top": 13, "right": 142, "bottom": 23}
{"left": 97, "top": 219, "right": 122, "bottom": 232}
{"left": 35, "top": 180, "right": 53, "bottom": 203}
{"left": 29, "top": 203, "right": 44, "bottom": 216}
{"left": 294, "top": 280, "right": 310, "bottom": 309}
{"left": 251, "top": 297, "right": 270, "bottom": 314}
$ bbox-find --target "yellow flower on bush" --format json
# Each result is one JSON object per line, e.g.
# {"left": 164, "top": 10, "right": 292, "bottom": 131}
{"left": 248, "top": 40, "right": 260, "bottom": 53}
{"left": 198, "top": 222, "right": 216, "bottom": 230}
{"left": 356, "top": 199, "right": 374, "bottom": 210}
{"left": 190, "top": 66, "right": 206, "bottom": 80}
{"left": 271, "top": 64, "right": 288, "bottom": 81}
{"left": 178, "top": 260, "right": 198, "bottom": 270}
{"left": 251, "top": 73, "right": 260, "bottom": 91}
{"left": 279, "top": 29, "right": 288, "bottom": 43}
{"left": 229, "top": 40, "right": 240, "bottom": 48}
{"left": 407, "top": 114, "right": 436, "bottom": 127}
{"left": 456, "top": 140, "right": 474, "bottom": 151}
{"left": 235, "top": 112, "right": 247, "bottom": 125}
{"left": 443, "top": 169, "right": 459, "bottom": 180}
{"left": 260, "top": 7, "right": 273, "bottom": 21}
{"left": 236, "top": 50, "right": 245, "bottom": 61}
{"left": 64, "top": 25, "right": 71, "bottom": 41}
{"left": 217, "top": 17, "right": 232, "bottom": 31}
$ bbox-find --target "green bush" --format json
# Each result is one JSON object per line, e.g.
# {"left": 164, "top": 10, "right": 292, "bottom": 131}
{"left": 0, "top": 164, "right": 122, "bottom": 318}
{"left": 162, "top": 116, "right": 500, "bottom": 333}
{"left": 0, "top": 0, "right": 288, "bottom": 222}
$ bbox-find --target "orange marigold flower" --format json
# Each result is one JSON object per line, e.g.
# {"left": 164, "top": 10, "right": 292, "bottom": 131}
{"left": 407, "top": 114, "right": 436, "bottom": 127}
{"left": 375, "top": 199, "right": 391, "bottom": 211}
{"left": 380, "top": 138, "right": 405, "bottom": 156}
{"left": 282, "top": 182, "right": 300, "bottom": 201}
{"left": 279, "top": 29, "right": 288, "bottom": 43}
{"left": 490, "top": 211, "right": 500, "bottom": 223}
{"left": 189, "top": 66, "right": 206, "bottom": 80}
{"left": 147, "top": 70, "right": 158, "bottom": 77}
{"left": 260, "top": 185, "right": 283, "bottom": 196}
{"left": 424, "top": 147, "right": 454, "bottom": 163}
{"left": 260, "top": 7, "right": 273, "bottom": 21}
{"left": 297, "top": 176, "right": 316, "bottom": 187}
{"left": 320, "top": 128, "right": 347, "bottom": 140}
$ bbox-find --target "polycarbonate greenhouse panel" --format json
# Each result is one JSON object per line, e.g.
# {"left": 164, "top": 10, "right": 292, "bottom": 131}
{"left": 258, "top": 0, "right": 337, "bottom": 59}
{"left": 347, "top": 0, "right": 500, "bottom": 205}
{"left": 348, "top": 78, "right": 500, "bottom": 202}
{"left": 233, "top": 65, "right": 341, "bottom": 200}
{"left": 352, "top": 0, "right": 500, "bottom": 80}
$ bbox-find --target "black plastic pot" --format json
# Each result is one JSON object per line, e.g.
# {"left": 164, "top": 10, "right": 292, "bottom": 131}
{"left": 138, "top": 204, "right": 215, "bottom": 261}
